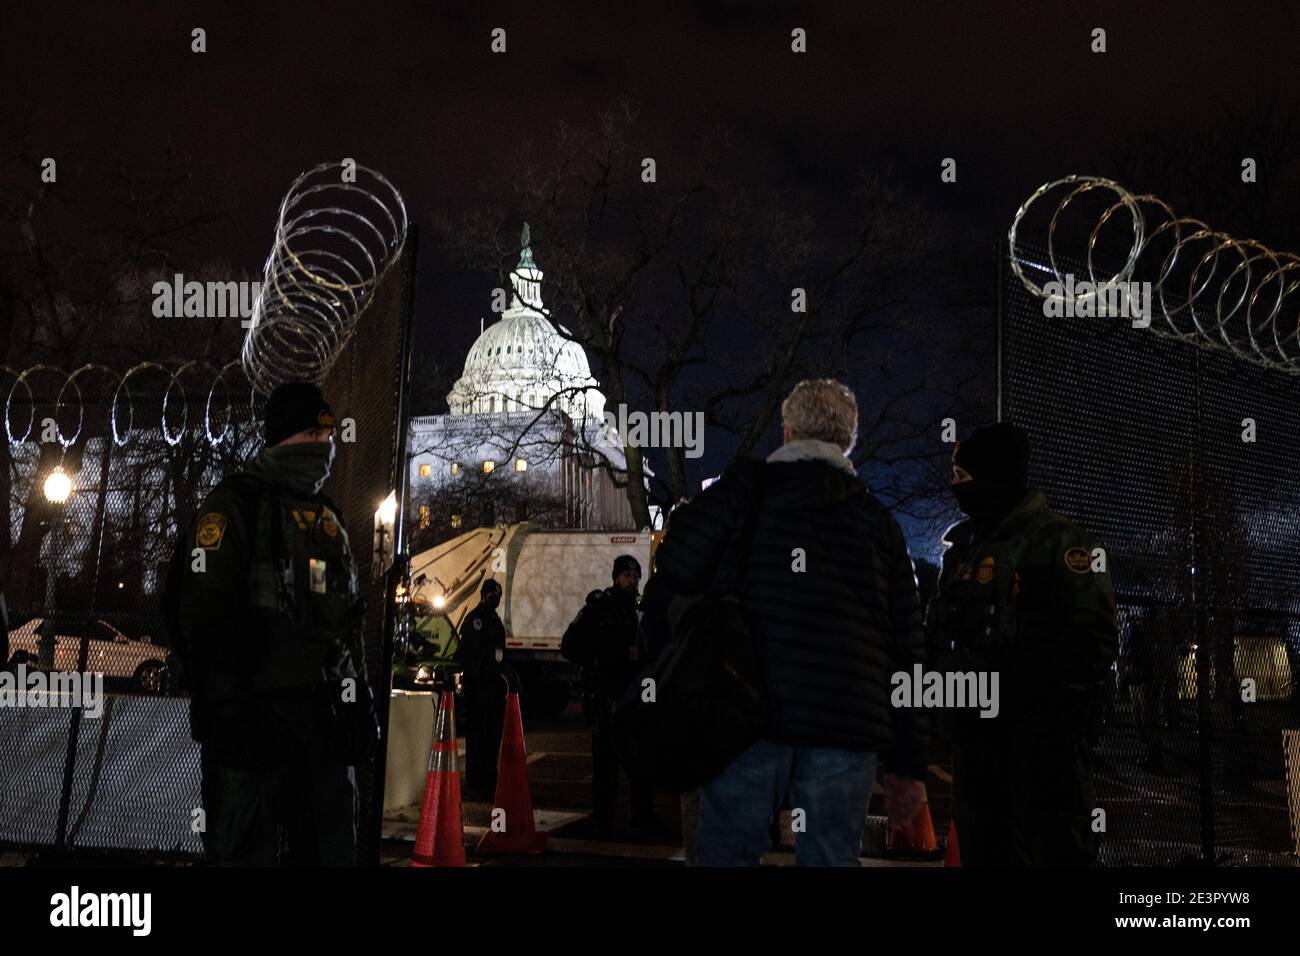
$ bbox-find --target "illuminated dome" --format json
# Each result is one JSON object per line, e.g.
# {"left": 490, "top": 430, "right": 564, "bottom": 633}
{"left": 447, "top": 225, "right": 606, "bottom": 422}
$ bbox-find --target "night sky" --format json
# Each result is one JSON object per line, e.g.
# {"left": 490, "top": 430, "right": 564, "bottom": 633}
{"left": 11, "top": 2, "right": 1294, "bottom": 228}
{"left": 5, "top": 0, "right": 1298, "bottom": 547}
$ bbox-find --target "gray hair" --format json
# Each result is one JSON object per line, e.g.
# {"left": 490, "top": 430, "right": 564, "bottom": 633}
{"left": 781, "top": 378, "right": 858, "bottom": 453}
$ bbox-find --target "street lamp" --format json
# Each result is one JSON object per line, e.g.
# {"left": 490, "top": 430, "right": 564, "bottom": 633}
{"left": 38, "top": 465, "right": 74, "bottom": 668}
{"left": 43, "top": 468, "right": 72, "bottom": 503}
{"left": 377, "top": 491, "right": 397, "bottom": 527}
{"left": 373, "top": 490, "right": 398, "bottom": 579}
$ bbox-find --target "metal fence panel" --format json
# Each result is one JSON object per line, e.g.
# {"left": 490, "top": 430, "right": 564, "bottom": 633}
{"left": 0, "top": 244, "right": 415, "bottom": 862}
{"left": 1001, "top": 240, "right": 1299, "bottom": 865}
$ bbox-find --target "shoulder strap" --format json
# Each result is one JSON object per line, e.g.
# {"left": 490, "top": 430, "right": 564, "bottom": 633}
{"left": 217, "top": 473, "right": 272, "bottom": 542}
{"left": 216, "top": 473, "right": 290, "bottom": 590}
{"left": 728, "top": 462, "right": 767, "bottom": 595}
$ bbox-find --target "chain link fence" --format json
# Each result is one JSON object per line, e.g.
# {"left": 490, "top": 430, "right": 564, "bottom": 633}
{"left": 0, "top": 386, "right": 257, "bottom": 858}
{"left": 318, "top": 232, "right": 418, "bottom": 865}
{"left": 0, "top": 243, "right": 415, "bottom": 862}
{"left": 1001, "top": 239, "right": 1300, "bottom": 866}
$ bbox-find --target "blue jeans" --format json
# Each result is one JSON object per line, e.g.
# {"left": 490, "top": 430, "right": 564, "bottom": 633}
{"left": 696, "top": 738, "right": 876, "bottom": 866}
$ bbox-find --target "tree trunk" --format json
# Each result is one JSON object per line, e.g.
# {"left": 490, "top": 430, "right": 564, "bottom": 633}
{"left": 81, "top": 434, "right": 113, "bottom": 616}
{"left": 656, "top": 378, "right": 688, "bottom": 503}
{"left": 601, "top": 362, "right": 653, "bottom": 530}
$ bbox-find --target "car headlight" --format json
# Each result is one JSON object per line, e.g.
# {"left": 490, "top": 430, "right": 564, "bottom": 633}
{"left": 415, "top": 665, "right": 433, "bottom": 684}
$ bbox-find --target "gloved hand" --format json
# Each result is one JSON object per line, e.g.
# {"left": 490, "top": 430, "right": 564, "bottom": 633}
{"left": 502, "top": 662, "right": 521, "bottom": 694}
{"left": 192, "top": 677, "right": 272, "bottom": 770}
{"left": 340, "top": 679, "right": 381, "bottom": 761}
{"left": 883, "top": 772, "right": 928, "bottom": 833}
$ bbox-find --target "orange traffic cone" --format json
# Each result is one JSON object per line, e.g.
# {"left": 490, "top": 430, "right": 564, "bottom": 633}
{"left": 886, "top": 801, "right": 939, "bottom": 855}
{"left": 477, "top": 691, "right": 547, "bottom": 855}
{"left": 411, "top": 690, "right": 466, "bottom": 867}
{"left": 944, "top": 820, "right": 961, "bottom": 867}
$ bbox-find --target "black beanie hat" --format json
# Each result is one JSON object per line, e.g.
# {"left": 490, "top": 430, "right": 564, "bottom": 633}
{"left": 953, "top": 422, "right": 1030, "bottom": 491}
{"left": 612, "top": 554, "right": 642, "bottom": 580}
{"left": 481, "top": 578, "right": 502, "bottom": 598}
{"left": 264, "top": 382, "right": 336, "bottom": 447}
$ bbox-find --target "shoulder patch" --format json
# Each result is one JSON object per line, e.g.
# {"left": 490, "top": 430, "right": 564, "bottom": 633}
{"left": 196, "top": 513, "right": 228, "bottom": 550}
{"left": 1064, "top": 546, "right": 1092, "bottom": 574}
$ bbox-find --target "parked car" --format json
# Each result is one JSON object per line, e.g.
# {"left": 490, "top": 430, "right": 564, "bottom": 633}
{"left": 6, "top": 618, "right": 167, "bottom": 693}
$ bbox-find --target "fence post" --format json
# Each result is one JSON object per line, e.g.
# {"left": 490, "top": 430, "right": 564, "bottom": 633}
{"left": 1191, "top": 348, "right": 1214, "bottom": 865}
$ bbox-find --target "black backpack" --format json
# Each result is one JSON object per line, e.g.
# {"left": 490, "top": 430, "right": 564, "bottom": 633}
{"left": 161, "top": 473, "right": 269, "bottom": 690}
{"left": 609, "top": 464, "right": 768, "bottom": 792}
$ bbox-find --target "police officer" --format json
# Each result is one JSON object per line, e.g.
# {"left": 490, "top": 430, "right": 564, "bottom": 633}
{"left": 458, "top": 579, "right": 507, "bottom": 800}
{"left": 561, "top": 554, "right": 655, "bottom": 833}
{"left": 179, "top": 381, "right": 378, "bottom": 866}
{"left": 926, "top": 423, "right": 1117, "bottom": 866}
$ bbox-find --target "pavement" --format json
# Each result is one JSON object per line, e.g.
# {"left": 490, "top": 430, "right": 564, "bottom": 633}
{"left": 380, "top": 700, "right": 952, "bottom": 867}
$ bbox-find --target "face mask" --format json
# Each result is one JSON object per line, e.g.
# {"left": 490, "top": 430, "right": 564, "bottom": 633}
{"left": 950, "top": 478, "right": 1024, "bottom": 524}
{"left": 260, "top": 441, "right": 335, "bottom": 495}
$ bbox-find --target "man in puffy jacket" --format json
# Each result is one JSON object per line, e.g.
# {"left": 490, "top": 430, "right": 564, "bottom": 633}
{"left": 653, "top": 379, "right": 929, "bottom": 866}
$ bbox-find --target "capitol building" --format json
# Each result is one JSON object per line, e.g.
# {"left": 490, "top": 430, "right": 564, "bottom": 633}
{"left": 408, "top": 226, "right": 638, "bottom": 534}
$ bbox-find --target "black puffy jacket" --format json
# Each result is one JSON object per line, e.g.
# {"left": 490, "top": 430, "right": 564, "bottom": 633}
{"left": 560, "top": 586, "right": 640, "bottom": 700}
{"left": 653, "top": 456, "right": 928, "bottom": 777}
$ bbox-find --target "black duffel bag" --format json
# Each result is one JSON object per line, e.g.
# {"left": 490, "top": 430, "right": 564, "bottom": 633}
{"left": 610, "top": 467, "right": 767, "bottom": 792}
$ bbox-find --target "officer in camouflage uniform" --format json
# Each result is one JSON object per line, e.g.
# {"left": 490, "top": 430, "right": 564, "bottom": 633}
{"left": 926, "top": 423, "right": 1117, "bottom": 866}
{"left": 179, "top": 382, "right": 378, "bottom": 866}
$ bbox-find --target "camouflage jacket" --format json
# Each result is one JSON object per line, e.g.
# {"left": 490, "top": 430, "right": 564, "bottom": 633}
{"left": 925, "top": 489, "right": 1117, "bottom": 730}
{"left": 178, "top": 471, "right": 366, "bottom": 696}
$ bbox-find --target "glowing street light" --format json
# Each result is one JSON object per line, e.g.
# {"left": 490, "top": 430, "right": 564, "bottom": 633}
{"left": 43, "top": 468, "right": 72, "bottom": 503}
{"left": 373, "top": 490, "right": 399, "bottom": 579}
{"left": 377, "top": 491, "right": 397, "bottom": 526}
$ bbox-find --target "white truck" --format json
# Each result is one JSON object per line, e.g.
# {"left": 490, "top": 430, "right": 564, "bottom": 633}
{"left": 406, "top": 522, "right": 656, "bottom": 717}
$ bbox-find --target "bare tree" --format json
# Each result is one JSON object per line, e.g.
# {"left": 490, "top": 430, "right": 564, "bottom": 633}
{"left": 433, "top": 104, "right": 991, "bottom": 532}
{"left": 0, "top": 140, "right": 227, "bottom": 608}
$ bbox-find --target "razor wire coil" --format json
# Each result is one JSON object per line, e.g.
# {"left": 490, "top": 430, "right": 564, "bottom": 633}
{"left": 1008, "top": 175, "right": 1300, "bottom": 374}
{"left": 240, "top": 162, "right": 408, "bottom": 396}
{"left": 1, "top": 361, "right": 257, "bottom": 449}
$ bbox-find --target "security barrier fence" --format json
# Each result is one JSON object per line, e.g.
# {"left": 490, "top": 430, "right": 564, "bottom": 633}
{"left": 318, "top": 232, "right": 418, "bottom": 865}
{"left": 0, "top": 384, "right": 257, "bottom": 858}
{"left": 0, "top": 243, "right": 416, "bottom": 862}
{"left": 1001, "top": 234, "right": 1300, "bottom": 866}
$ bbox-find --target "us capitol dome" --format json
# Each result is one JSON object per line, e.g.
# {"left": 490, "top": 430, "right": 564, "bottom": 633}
{"left": 446, "top": 224, "right": 606, "bottom": 423}
{"left": 409, "top": 224, "right": 638, "bottom": 533}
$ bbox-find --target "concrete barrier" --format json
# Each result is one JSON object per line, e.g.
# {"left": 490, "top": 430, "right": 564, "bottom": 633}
{"left": 384, "top": 690, "right": 439, "bottom": 812}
